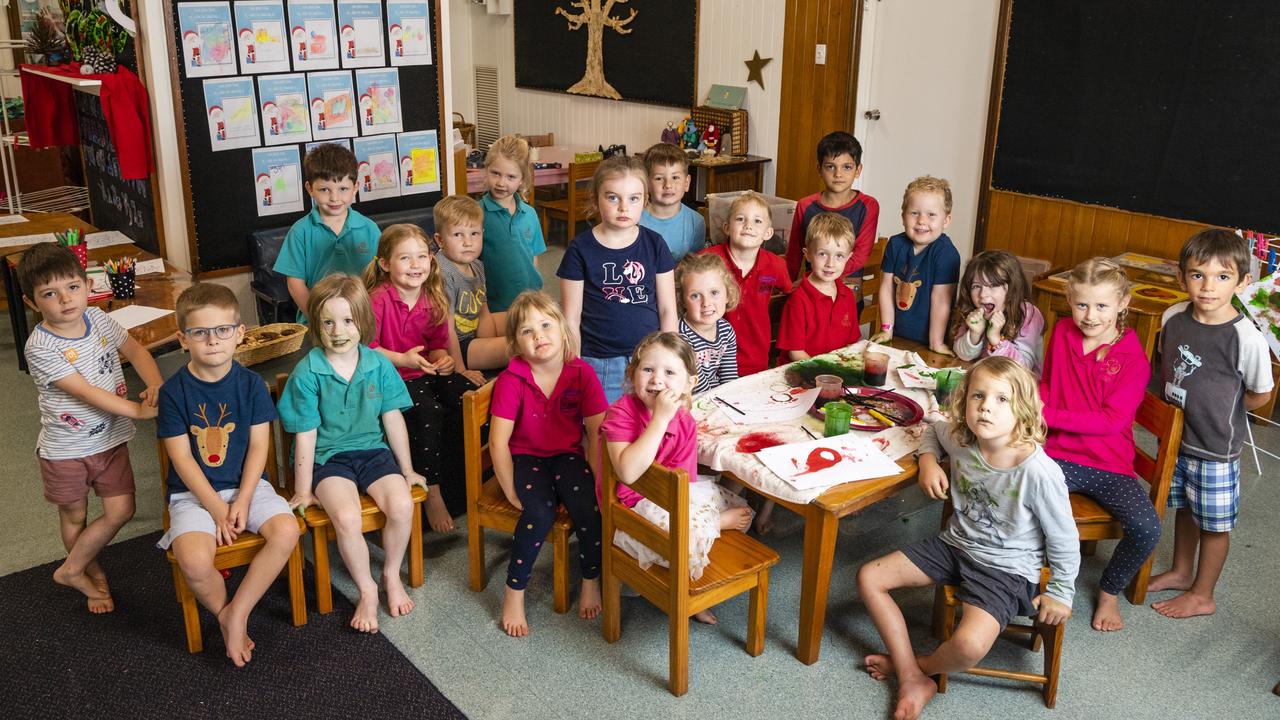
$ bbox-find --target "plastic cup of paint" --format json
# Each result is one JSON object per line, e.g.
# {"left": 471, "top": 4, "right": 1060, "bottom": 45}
{"left": 815, "top": 374, "right": 844, "bottom": 400}
{"left": 823, "top": 401, "right": 852, "bottom": 437}
{"left": 863, "top": 351, "right": 890, "bottom": 387}
{"left": 934, "top": 368, "right": 962, "bottom": 407}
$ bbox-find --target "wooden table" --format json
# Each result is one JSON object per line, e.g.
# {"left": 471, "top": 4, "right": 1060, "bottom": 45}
{"left": 690, "top": 154, "right": 771, "bottom": 198}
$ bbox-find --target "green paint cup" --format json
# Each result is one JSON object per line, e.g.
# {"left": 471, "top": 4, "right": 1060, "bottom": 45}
{"left": 934, "top": 369, "right": 962, "bottom": 407}
{"left": 823, "top": 401, "right": 852, "bottom": 437}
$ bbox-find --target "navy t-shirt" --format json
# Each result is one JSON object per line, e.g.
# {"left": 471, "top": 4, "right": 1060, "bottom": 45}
{"left": 158, "top": 361, "right": 278, "bottom": 496}
{"left": 880, "top": 232, "right": 961, "bottom": 345}
{"left": 557, "top": 225, "right": 676, "bottom": 358}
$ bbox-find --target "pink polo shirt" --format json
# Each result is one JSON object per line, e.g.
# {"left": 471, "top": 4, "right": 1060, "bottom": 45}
{"left": 776, "top": 276, "right": 860, "bottom": 356}
{"left": 600, "top": 393, "right": 698, "bottom": 507}
{"left": 491, "top": 356, "right": 609, "bottom": 457}
{"left": 368, "top": 283, "right": 451, "bottom": 381}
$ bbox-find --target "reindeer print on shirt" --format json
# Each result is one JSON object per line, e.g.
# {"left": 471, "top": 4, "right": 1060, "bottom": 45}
{"left": 190, "top": 403, "right": 236, "bottom": 467}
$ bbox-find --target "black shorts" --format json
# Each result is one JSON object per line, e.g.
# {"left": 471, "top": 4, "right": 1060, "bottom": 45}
{"left": 459, "top": 336, "right": 474, "bottom": 365}
{"left": 902, "top": 535, "right": 1037, "bottom": 629}
{"left": 314, "top": 448, "right": 402, "bottom": 494}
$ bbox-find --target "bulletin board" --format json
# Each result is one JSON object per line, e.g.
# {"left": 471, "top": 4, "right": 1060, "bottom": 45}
{"left": 166, "top": 0, "right": 446, "bottom": 273}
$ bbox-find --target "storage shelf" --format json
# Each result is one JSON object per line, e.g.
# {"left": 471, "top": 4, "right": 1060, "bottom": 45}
{"left": 8, "top": 185, "right": 90, "bottom": 214}
{"left": 19, "top": 67, "right": 102, "bottom": 96}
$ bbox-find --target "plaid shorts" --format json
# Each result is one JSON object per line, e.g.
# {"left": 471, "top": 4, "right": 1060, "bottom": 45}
{"left": 1167, "top": 454, "right": 1239, "bottom": 532}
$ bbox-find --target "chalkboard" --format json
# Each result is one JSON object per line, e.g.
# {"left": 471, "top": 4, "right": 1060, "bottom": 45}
{"left": 169, "top": 0, "right": 445, "bottom": 272}
{"left": 76, "top": 91, "right": 160, "bottom": 255}
{"left": 991, "top": 2, "right": 1280, "bottom": 233}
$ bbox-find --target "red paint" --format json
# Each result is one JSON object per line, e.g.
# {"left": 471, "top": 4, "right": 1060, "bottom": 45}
{"left": 797, "top": 447, "right": 842, "bottom": 475}
{"left": 736, "top": 432, "right": 784, "bottom": 454}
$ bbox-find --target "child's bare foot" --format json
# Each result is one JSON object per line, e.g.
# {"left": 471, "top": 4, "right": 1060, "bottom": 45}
{"left": 424, "top": 490, "right": 455, "bottom": 533}
{"left": 384, "top": 574, "right": 414, "bottom": 618}
{"left": 693, "top": 609, "right": 717, "bottom": 625}
{"left": 87, "top": 570, "right": 114, "bottom": 614}
{"left": 864, "top": 653, "right": 895, "bottom": 681}
{"left": 217, "top": 604, "right": 253, "bottom": 667}
{"left": 578, "top": 578, "right": 601, "bottom": 620}
{"left": 1092, "top": 590, "right": 1124, "bottom": 631}
{"left": 1146, "top": 570, "right": 1192, "bottom": 593}
{"left": 53, "top": 563, "right": 112, "bottom": 613}
{"left": 502, "top": 587, "right": 529, "bottom": 637}
{"left": 893, "top": 674, "right": 938, "bottom": 720}
{"left": 720, "top": 507, "right": 753, "bottom": 532}
{"left": 1152, "top": 591, "right": 1216, "bottom": 619}
{"left": 352, "top": 589, "right": 380, "bottom": 633}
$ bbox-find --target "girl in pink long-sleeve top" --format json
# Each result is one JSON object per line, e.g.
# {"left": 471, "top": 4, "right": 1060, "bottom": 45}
{"left": 951, "top": 250, "right": 1045, "bottom": 373}
{"left": 1039, "top": 257, "right": 1156, "bottom": 633}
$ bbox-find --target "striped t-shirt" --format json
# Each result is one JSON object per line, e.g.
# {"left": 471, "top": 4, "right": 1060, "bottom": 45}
{"left": 26, "top": 306, "right": 135, "bottom": 459}
{"left": 679, "top": 317, "right": 739, "bottom": 395}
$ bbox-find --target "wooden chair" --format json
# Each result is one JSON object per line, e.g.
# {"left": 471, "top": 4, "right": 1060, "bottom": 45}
{"left": 158, "top": 426, "right": 307, "bottom": 654}
{"left": 538, "top": 159, "right": 601, "bottom": 246}
{"left": 274, "top": 374, "right": 427, "bottom": 615}
{"left": 599, "top": 452, "right": 779, "bottom": 696}
{"left": 857, "top": 235, "right": 889, "bottom": 328}
{"left": 462, "top": 381, "right": 572, "bottom": 614}
{"left": 1073, "top": 391, "right": 1182, "bottom": 604}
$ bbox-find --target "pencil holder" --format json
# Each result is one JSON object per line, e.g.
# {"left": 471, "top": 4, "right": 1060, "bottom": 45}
{"left": 69, "top": 244, "right": 87, "bottom": 269}
{"left": 107, "top": 269, "right": 136, "bottom": 299}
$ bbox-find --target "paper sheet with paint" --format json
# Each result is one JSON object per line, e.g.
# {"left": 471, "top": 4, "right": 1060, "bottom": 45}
{"left": 386, "top": 0, "right": 432, "bottom": 67}
{"left": 755, "top": 433, "right": 903, "bottom": 492}
{"left": 203, "top": 77, "right": 260, "bottom": 151}
{"left": 306, "top": 70, "right": 358, "bottom": 141}
{"left": 352, "top": 134, "right": 401, "bottom": 201}
{"left": 178, "top": 2, "right": 237, "bottom": 78}
{"left": 396, "top": 130, "right": 440, "bottom": 194}
{"left": 107, "top": 305, "right": 174, "bottom": 331}
{"left": 716, "top": 386, "right": 821, "bottom": 425}
{"left": 252, "top": 146, "right": 305, "bottom": 216}
{"left": 258, "top": 73, "right": 312, "bottom": 145}
{"left": 337, "top": 1, "right": 385, "bottom": 68}
{"left": 1240, "top": 273, "right": 1280, "bottom": 361}
{"left": 355, "top": 68, "right": 403, "bottom": 134}
{"left": 233, "top": 1, "right": 289, "bottom": 73}
{"left": 286, "top": 0, "right": 338, "bottom": 71}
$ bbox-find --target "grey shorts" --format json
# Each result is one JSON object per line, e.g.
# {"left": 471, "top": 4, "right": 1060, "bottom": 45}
{"left": 902, "top": 535, "right": 1037, "bottom": 629}
{"left": 157, "top": 478, "right": 293, "bottom": 550}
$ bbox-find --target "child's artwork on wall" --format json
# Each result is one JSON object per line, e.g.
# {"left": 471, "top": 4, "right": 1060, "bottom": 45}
{"left": 512, "top": 0, "right": 697, "bottom": 108}
{"left": 203, "top": 76, "right": 260, "bottom": 151}
{"left": 396, "top": 129, "right": 440, "bottom": 194}
{"left": 337, "top": 1, "right": 385, "bottom": 69}
{"left": 755, "top": 433, "right": 903, "bottom": 492}
{"left": 286, "top": 0, "right": 338, "bottom": 71}
{"left": 251, "top": 146, "right": 304, "bottom": 216}
{"left": 178, "top": 2, "right": 237, "bottom": 79}
{"left": 233, "top": 1, "right": 289, "bottom": 74}
{"left": 258, "top": 74, "right": 312, "bottom": 145}
{"left": 1240, "top": 273, "right": 1280, "bottom": 361}
{"left": 352, "top": 134, "right": 401, "bottom": 201}
{"left": 386, "top": 0, "right": 432, "bottom": 67}
{"left": 307, "top": 70, "right": 358, "bottom": 141}
{"left": 355, "top": 68, "right": 403, "bottom": 134}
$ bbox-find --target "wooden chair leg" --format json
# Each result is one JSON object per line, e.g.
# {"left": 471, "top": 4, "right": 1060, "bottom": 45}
{"left": 668, "top": 614, "right": 689, "bottom": 697}
{"left": 745, "top": 570, "right": 768, "bottom": 657}
{"left": 601, "top": 567, "right": 621, "bottom": 643}
{"left": 539, "top": 209, "right": 550, "bottom": 248}
{"left": 1081, "top": 540, "right": 1098, "bottom": 556}
{"left": 1125, "top": 555, "right": 1156, "bottom": 605}
{"left": 1040, "top": 621, "right": 1065, "bottom": 708}
{"left": 170, "top": 561, "right": 186, "bottom": 603}
{"left": 287, "top": 541, "right": 307, "bottom": 627}
{"left": 467, "top": 519, "right": 486, "bottom": 593}
{"left": 931, "top": 586, "right": 950, "bottom": 640}
{"left": 174, "top": 569, "right": 203, "bottom": 654}
{"left": 552, "top": 524, "right": 570, "bottom": 614}
{"left": 408, "top": 502, "right": 424, "bottom": 588}
{"left": 313, "top": 528, "right": 333, "bottom": 615}
{"left": 934, "top": 591, "right": 956, "bottom": 694}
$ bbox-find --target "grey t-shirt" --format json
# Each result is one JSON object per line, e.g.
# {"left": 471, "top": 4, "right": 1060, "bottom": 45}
{"left": 439, "top": 256, "right": 487, "bottom": 342}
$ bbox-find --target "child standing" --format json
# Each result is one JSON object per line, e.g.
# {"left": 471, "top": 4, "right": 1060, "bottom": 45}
{"left": 273, "top": 143, "right": 379, "bottom": 320}
{"left": 702, "top": 191, "right": 793, "bottom": 377}
{"left": 1148, "top": 229, "right": 1273, "bottom": 619}
{"left": 480, "top": 135, "right": 546, "bottom": 312}
{"left": 785, "top": 131, "right": 880, "bottom": 287}
{"left": 433, "top": 195, "right": 509, "bottom": 372}
{"left": 870, "top": 176, "right": 961, "bottom": 354}
{"left": 278, "top": 274, "right": 425, "bottom": 633}
{"left": 778, "top": 213, "right": 861, "bottom": 361}
{"left": 858, "top": 357, "right": 1079, "bottom": 719}
{"left": 489, "top": 291, "right": 609, "bottom": 637}
{"left": 1039, "top": 257, "right": 1157, "bottom": 632}
{"left": 639, "top": 142, "right": 707, "bottom": 260}
{"left": 365, "top": 224, "right": 479, "bottom": 533}
{"left": 558, "top": 155, "right": 678, "bottom": 403}
{"left": 157, "top": 284, "right": 300, "bottom": 667}
{"left": 675, "top": 253, "right": 739, "bottom": 394}
{"left": 951, "top": 250, "right": 1045, "bottom": 373}
{"left": 602, "top": 332, "right": 753, "bottom": 624}
{"left": 18, "top": 243, "right": 162, "bottom": 614}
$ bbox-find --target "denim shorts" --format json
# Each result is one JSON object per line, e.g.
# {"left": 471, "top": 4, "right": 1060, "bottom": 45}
{"left": 582, "top": 355, "right": 628, "bottom": 405}
{"left": 1167, "top": 454, "right": 1239, "bottom": 532}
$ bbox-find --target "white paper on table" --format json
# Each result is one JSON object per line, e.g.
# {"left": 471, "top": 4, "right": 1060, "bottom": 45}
{"left": 107, "top": 305, "right": 174, "bottom": 330}
{"left": 866, "top": 424, "right": 928, "bottom": 461}
{"left": 134, "top": 259, "right": 165, "bottom": 276}
{"left": 756, "top": 433, "right": 903, "bottom": 491}
{"left": 897, "top": 365, "right": 937, "bottom": 389}
{"left": 85, "top": 231, "right": 136, "bottom": 249}
{"left": 717, "top": 387, "right": 821, "bottom": 425}
{"left": 0, "top": 232, "right": 56, "bottom": 249}
{"left": 0, "top": 215, "right": 28, "bottom": 225}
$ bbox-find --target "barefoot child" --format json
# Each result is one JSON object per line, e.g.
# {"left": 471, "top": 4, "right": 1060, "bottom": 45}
{"left": 1039, "top": 258, "right": 1157, "bottom": 632}
{"left": 480, "top": 135, "right": 546, "bottom": 312}
{"left": 1148, "top": 229, "right": 1273, "bottom": 619}
{"left": 278, "top": 274, "right": 426, "bottom": 632}
{"left": 489, "top": 291, "right": 609, "bottom": 636}
{"left": 675, "top": 252, "right": 739, "bottom": 394}
{"left": 366, "top": 224, "right": 479, "bottom": 533}
{"left": 18, "top": 242, "right": 163, "bottom": 614}
{"left": 603, "top": 332, "right": 753, "bottom": 624}
{"left": 857, "top": 357, "right": 1079, "bottom": 719}
{"left": 951, "top": 250, "right": 1045, "bottom": 373}
{"left": 157, "top": 284, "right": 301, "bottom": 666}
{"left": 434, "top": 195, "right": 510, "bottom": 372}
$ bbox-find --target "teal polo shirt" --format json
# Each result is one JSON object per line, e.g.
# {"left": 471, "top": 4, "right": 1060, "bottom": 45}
{"left": 479, "top": 192, "right": 545, "bottom": 312}
{"left": 277, "top": 345, "right": 412, "bottom": 465}
{"left": 273, "top": 206, "right": 381, "bottom": 321}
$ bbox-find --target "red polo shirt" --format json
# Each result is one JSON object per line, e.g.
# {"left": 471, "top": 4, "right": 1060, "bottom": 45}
{"left": 777, "top": 276, "right": 860, "bottom": 356}
{"left": 702, "top": 244, "right": 792, "bottom": 377}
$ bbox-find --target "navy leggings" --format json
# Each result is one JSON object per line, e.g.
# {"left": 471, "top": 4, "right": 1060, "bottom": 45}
{"left": 506, "top": 453, "right": 602, "bottom": 590}
{"left": 402, "top": 372, "right": 472, "bottom": 510}
{"left": 1055, "top": 458, "right": 1162, "bottom": 596}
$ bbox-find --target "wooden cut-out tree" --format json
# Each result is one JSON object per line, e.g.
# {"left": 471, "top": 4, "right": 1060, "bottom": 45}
{"left": 555, "top": 0, "right": 636, "bottom": 100}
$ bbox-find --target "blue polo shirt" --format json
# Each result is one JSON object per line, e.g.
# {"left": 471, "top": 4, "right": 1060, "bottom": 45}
{"left": 640, "top": 204, "right": 707, "bottom": 260}
{"left": 273, "top": 206, "right": 381, "bottom": 321}
{"left": 277, "top": 346, "right": 412, "bottom": 465}
{"left": 479, "top": 192, "right": 545, "bottom": 312}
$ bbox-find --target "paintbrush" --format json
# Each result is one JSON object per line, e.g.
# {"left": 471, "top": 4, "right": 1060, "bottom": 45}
{"left": 714, "top": 396, "right": 746, "bottom": 416}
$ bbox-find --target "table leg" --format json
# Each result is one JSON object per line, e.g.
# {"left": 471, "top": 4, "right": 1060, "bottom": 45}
{"left": 796, "top": 504, "right": 839, "bottom": 665}
{"left": 1134, "top": 313, "right": 1158, "bottom": 358}
{"left": 2, "top": 256, "right": 27, "bottom": 372}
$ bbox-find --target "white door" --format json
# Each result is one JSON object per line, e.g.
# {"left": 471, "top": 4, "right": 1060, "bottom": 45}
{"left": 852, "top": 0, "right": 1001, "bottom": 261}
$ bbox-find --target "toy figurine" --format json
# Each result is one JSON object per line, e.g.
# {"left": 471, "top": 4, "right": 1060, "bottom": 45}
{"left": 661, "top": 121, "right": 679, "bottom": 146}
{"left": 701, "top": 123, "right": 721, "bottom": 156}
{"left": 679, "top": 117, "right": 699, "bottom": 149}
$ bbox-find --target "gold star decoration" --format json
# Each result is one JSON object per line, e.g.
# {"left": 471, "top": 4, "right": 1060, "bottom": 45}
{"left": 745, "top": 50, "right": 772, "bottom": 89}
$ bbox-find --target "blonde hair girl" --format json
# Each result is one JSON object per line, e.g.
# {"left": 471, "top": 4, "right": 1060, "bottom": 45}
{"left": 481, "top": 135, "right": 546, "bottom": 312}
{"left": 674, "top": 252, "right": 740, "bottom": 394}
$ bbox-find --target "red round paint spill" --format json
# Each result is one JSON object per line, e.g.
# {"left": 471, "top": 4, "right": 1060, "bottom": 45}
{"left": 736, "top": 432, "right": 783, "bottom": 454}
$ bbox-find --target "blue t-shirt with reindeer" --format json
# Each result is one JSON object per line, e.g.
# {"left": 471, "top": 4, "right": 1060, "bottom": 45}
{"left": 880, "top": 232, "right": 961, "bottom": 345}
{"left": 158, "top": 361, "right": 277, "bottom": 496}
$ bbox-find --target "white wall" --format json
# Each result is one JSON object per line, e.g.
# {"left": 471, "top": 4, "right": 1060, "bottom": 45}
{"left": 138, "top": 1, "right": 191, "bottom": 272}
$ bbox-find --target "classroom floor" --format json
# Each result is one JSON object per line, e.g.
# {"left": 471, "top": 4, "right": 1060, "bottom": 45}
{"left": 3, "top": 294, "right": 1280, "bottom": 719}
